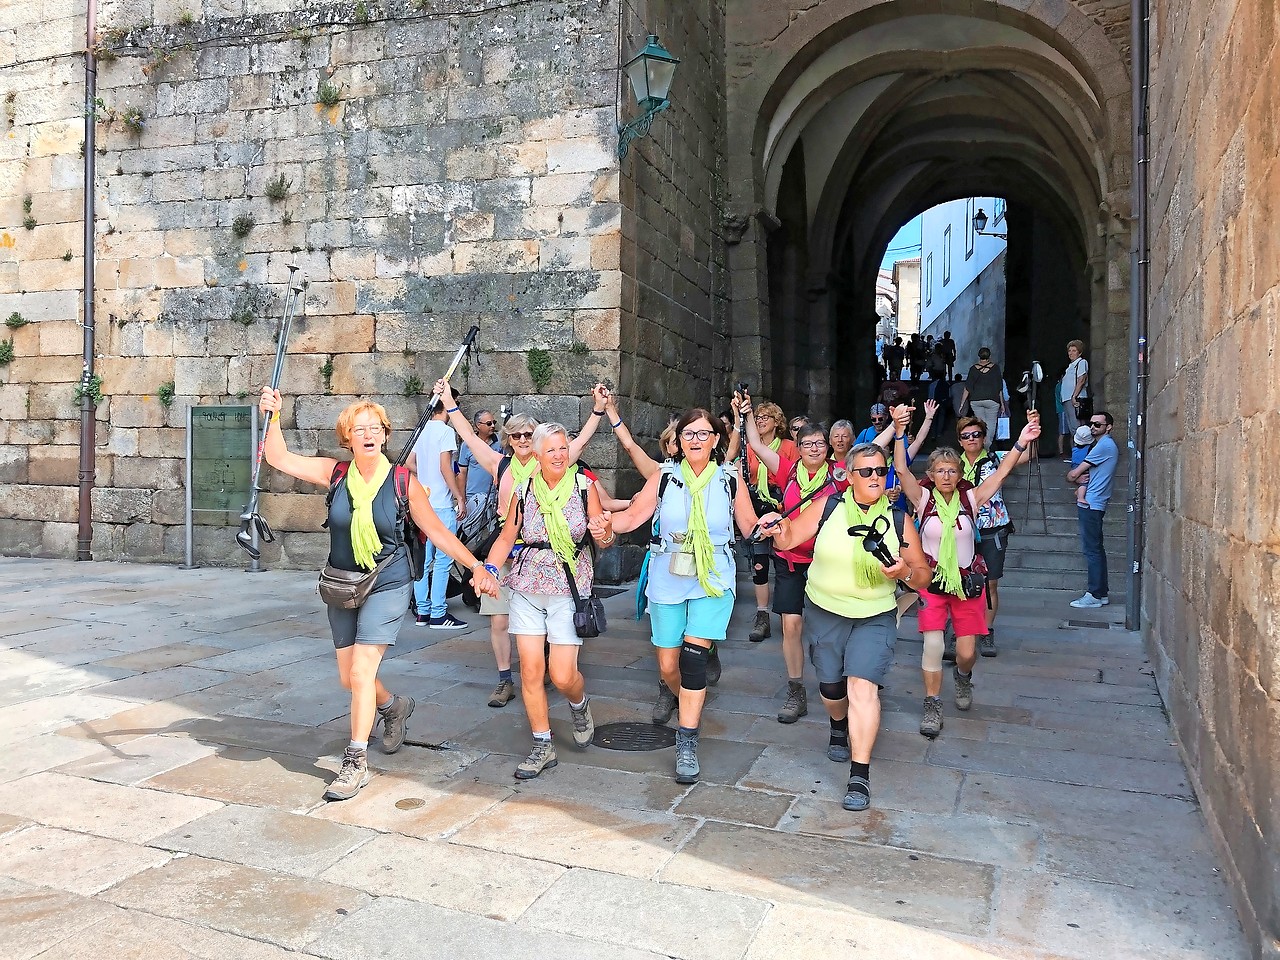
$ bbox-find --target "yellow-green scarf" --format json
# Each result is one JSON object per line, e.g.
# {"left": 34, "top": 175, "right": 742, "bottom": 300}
{"left": 842, "top": 493, "right": 897, "bottom": 589}
{"left": 962, "top": 452, "right": 987, "bottom": 486}
{"left": 796, "top": 461, "right": 829, "bottom": 499}
{"left": 930, "top": 489, "right": 965, "bottom": 596}
{"left": 532, "top": 468, "right": 579, "bottom": 567}
{"left": 346, "top": 455, "right": 391, "bottom": 571}
{"left": 503, "top": 454, "right": 539, "bottom": 519}
{"left": 755, "top": 437, "right": 781, "bottom": 505}
{"left": 681, "top": 459, "right": 724, "bottom": 598}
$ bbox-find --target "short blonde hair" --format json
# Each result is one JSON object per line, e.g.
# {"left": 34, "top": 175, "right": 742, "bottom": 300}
{"left": 1068, "top": 339, "right": 1085, "bottom": 353}
{"left": 754, "top": 401, "right": 786, "bottom": 433}
{"left": 532, "top": 421, "right": 569, "bottom": 454}
{"left": 501, "top": 413, "right": 538, "bottom": 442}
{"left": 335, "top": 400, "right": 391, "bottom": 450}
{"left": 659, "top": 418, "right": 679, "bottom": 455}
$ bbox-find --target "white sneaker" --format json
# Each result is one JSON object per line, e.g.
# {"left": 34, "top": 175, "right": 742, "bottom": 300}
{"left": 1070, "top": 593, "right": 1105, "bottom": 608}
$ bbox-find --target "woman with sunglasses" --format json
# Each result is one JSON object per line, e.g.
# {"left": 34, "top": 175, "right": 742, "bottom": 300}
{"left": 756, "top": 442, "right": 931, "bottom": 812}
{"left": 954, "top": 415, "right": 1032, "bottom": 658}
{"left": 256, "top": 388, "right": 499, "bottom": 801}
{"left": 890, "top": 404, "right": 1040, "bottom": 738}
{"left": 593, "top": 410, "right": 759, "bottom": 784}
{"left": 741, "top": 399, "right": 851, "bottom": 724}
{"left": 742, "top": 399, "right": 797, "bottom": 643}
{"left": 436, "top": 379, "right": 609, "bottom": 709}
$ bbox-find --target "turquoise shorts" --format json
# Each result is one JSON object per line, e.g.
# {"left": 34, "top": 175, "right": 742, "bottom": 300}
{"left": 649, "top": 593, "right": 736, "bottom": 648}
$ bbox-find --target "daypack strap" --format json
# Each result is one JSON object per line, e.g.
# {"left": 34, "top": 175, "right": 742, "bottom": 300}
{"left": 653, "top": 462, "right": 737, "bottom": 546}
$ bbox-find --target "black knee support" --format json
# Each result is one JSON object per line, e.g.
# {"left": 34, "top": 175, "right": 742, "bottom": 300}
{"left": 752, "top": 561, "right": 770, "bottom": 586}
{"left": 679, "top": 642, "right": 709, "bottom": 691}
{"left": 819, "top": 681, "right": 846, "bottom": 701}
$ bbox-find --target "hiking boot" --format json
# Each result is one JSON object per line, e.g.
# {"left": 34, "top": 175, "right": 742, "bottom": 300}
{"left": 777, "top": 683, "right": 808, "bottom": 724}
{"left": 515, "top": 739, "right": 557, "bottom": 779}
{"left": 652, "top": 683, "right": 678, "bottom": 725}
{"left": 706, "top": 644, "right": 722, "bottom": 686}
{"left": 979, "top": 627, "right": 997, "bottom": 658}
{"left": 919, "top": 696, "right": 944, "bottom": 738}
{"left": 953, "top": 668, "right": 974, "bottom": 711}
{"left": 569, "top": 698, "right": 595, "bottom": 747}
{"left": 942, "top": 627, "right": 957, "bottom": 663}
{"left": 324, "top": 747, "right": 371, "bottom": 801}
{"left": 378, "top": 695, "right": 415, "bottom": 754}
{"left": 674, "top": 729, "right": 700, "bottom": 784}
{"left": 487, "top": 679, "right": 516, "bottom": 708}
{"left": 748, "top": 610, "right": 771, "bottom": 643}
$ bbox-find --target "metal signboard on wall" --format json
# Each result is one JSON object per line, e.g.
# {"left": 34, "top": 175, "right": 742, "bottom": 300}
{"left": 183, "top": 404, "right": 258, "bottom": 569}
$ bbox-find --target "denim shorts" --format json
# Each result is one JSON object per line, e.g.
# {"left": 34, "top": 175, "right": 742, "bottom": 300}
{"left": 328, "top": 583, "right": 411, "bottom": 649}
{"left": 649, "top": 592, "right": 736, "bottom": 648}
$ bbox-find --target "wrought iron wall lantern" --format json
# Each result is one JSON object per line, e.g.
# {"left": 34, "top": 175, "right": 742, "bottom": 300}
{"left": 617, "top": 35, "right": 680, "bottom": 160}
{"left": 972, "top": 208, "right": 1008, "bottom": 240}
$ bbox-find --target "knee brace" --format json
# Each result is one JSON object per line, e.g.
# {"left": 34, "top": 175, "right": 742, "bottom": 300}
{"left": 818, "top": 681, "right": 846, "bottom": 702}
{"left": 752, "top": 561, "right": 770, "bottom": 586}
{"left": 922, "top": 631, "right": 945, "bottom": 673}
{"left": 679, "top": 642, "right": 709, "bottom": 691}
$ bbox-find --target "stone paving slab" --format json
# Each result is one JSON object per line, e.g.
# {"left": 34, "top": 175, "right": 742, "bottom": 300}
{"left": 460, "top": 752, "right": 689, "bottom": 816}
{"left": 33, "top": 912, "right": 309, "bottom": 960}
{"left": 55, "top": 732, "right": 217, "bottom": 786}
{"left": 0, "top": 732, "right": 106, "bottom": 783}
{"left": 95, "top": 642, "right": 231, "bottom": 672}
{"left": 309, "top": 769, "right": 512, "bottom": 838}
{"left": 0, "top": 878, "right": 121, "bottom": 960}
{"left": 0, "top": 824, "right": 174, "bottom": 896}
{"left": 143, "top": 746, "right": 337, "bottom": 813}
{"left": 673, "top": 781, "right": 795, "bottom": 828}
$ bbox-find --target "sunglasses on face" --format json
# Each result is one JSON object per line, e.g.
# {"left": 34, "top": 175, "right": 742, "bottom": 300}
{"left": 959, "top": 430, "right": 984, "bottom": 440}
{"left": 477, "top": 420, "right": 497, "bottom": 427}
{"left": 870, "top": 416, "right": 888, "bottom": 423}
{"left": 850, "top": 466, "right": 890, "bottom": 478}
{"left": 508, "top": 431, "right": 534, "bottom": 441}
{"left": 1089, "top": 421, "right": 1108, "bottom": 428}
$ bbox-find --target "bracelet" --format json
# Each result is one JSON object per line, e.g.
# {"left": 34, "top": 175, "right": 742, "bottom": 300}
{"left": 599, "top": 533, "right": 616, "bottom": 546}
{"left": 1013, "top": 441, "right": 1027, "bottom": 453}
{"left": 469, "top": 560, "right": 484, "bottom": 571}
{"left": 446, "top": 406, "right": 459, "bottom": 414}
{"left": 592, "top": 409, "right": 606, "bottom": 416}
{"left": 483, "top": 563, "right": 500, "bottom": 578}
{"left": 895, "top": 434, "right": 905, "bottom": 442}
{"left": 611, "top": 419, "right": 623, "bottom": 429}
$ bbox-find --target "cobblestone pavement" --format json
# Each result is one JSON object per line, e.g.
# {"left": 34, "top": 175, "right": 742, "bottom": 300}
{"left": 0, "top": 558, "right": 1248, "bottom": 959}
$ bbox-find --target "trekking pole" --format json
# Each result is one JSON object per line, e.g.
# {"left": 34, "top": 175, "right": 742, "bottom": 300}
{"left": 394, "top": 324, "right": 480, "bottom": 466}
{"left": 235, "top": 264, "right": 303, "bottom": 560}
{"left": 1023, "top": 362, "right": 1050, "bottom": 533}
{"left": 747, "top": 467, "right": 847, "bottom": 543}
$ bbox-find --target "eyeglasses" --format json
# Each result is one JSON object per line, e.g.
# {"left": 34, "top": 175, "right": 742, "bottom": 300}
{"left": 754, "top": 414, "right": 773, "bottom": 422}
{"left": 869, "top": 416, "right": 888, "bottom": 424}
{"left": 681, "top": 429, "right": 714, "bottom": 442}
{"left": 798, "top": 439, "right": 828, "bottom": 450}
{"left": 933, "top": 467, "right": 960, "bottom": 477}
{"left": 959, "top": 430, "right": 984, "bottom": 440}
{"left": 350, "top": 424, "right": 385, "bottom": 437}
{"left": 850, "top": 466, "right": 890, "bottom": 478}
{"left": 1089, "top": 421, "right": 1108, "bottom": 428}
{"left": 508, "top": 431, "right": 534, "bottom": 441}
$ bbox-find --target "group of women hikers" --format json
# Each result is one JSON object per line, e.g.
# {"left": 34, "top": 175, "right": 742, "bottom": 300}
{"left": 257, "top": 375, "right": 1040, "bottom": 812}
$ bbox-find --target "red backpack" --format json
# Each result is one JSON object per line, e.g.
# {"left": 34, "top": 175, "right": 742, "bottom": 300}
{"left": 325, "top": 462, "right": 424, "bottom": 580}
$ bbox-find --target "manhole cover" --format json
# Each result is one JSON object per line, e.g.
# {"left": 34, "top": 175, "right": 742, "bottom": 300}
{"left": 394, "top": 797, "right": 426, "bottom": 810}
{"left": 592, "top": 721, "right": 677, "bottom": 752}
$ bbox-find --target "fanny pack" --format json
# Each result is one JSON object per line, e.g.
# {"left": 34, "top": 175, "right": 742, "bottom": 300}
{"left": 562, "top": 560, "right": 606, "bottom": 639}
{"left": 927, "top": 553, "right": 989, "bottom": 600}
{"left": 318, "top": 552, "right": 397, "bottom": 609}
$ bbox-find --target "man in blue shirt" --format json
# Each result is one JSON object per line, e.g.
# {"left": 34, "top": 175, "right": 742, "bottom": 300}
{"left": 458, "top": 408, "right": 503, "bottom": 539}
{"left": 1067, "top": 410, "right": 1120, "bottom": 608}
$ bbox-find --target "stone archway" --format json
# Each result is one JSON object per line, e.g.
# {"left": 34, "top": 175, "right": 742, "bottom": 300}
{"left": 724, "top": 0, "right": 1133, "bottom": 423}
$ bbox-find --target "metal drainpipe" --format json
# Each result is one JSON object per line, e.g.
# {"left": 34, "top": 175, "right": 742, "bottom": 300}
{"left": 1126, "top": 0, "right": 1150, "bottom": 630}
{"left": 77, "top": 0, "right": 98, "bottom": 561}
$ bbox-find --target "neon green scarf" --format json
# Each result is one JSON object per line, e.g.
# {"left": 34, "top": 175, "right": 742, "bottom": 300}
{"left": 962, "top": 452, "right": 987, "bottom": 486}
{"left": 532, "top": 468, "right": 579, "bottom": 566}
{"left": 796, "top": 461, "right": 829, "bottom": 498}
{"left": 346, "top": 455, "right": 391, "bottom": 570}
{"left": 755, "top": 437, "right": 781, "bottom": 505}
{"left": 930, "top": 489, "right": 965, "bottom": 596}
{"left": 681, "top": 459, "right": 724, "bottom": 598}
{"left": 503, "top": 454, "right": 539, "bottom": 519}
{"left": 842, "top": 493, "right": 897, "bottom": 589}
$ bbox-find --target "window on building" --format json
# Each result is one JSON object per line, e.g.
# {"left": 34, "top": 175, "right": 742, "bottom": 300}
{"left": 925, "top": 253, "right": 933, "bottom": 306}
{"left": 943, "top": 226, "right": 951, "bottom": 286}
{"left": 994, "top": 197, "right": 1006, "bottom": 225}
{"left": 964, "top": 198, "right": 975, "bottom": 258}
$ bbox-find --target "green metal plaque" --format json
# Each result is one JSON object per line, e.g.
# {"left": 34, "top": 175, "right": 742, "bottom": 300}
{"left": 190, "top": 405, "right": 254, "bottom": 514}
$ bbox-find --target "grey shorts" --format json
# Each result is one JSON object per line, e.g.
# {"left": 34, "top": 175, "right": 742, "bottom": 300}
{"left": 804, "top": 604, "right": 898, "bottom": 686}
{"left": 328, "top": 583, "right": 411, "bottom": 649}
{"left": 977, "top": 526, "right": 1010, "bottom": 581}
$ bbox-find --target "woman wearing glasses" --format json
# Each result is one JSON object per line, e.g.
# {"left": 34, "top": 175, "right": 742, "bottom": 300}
{"left": 256, "top": 388, "right": 499, "bottom": 801}
{"left": 741, "top": 399, "right": 851, "bottom": 724}
{"left": 743, "top": 400, "right": 797, "bottom": 643}
{"left": 594, "top": 410, "right": 759, "bottom": 784}
{"left": 890, "top": 404, "right": 1040, "bottom": 739}
{"left": 436, "top": 379, "right": 609, "bottom": 709}
{"left": 756, "top": 442, "right": 931, "bottom": 812}
{"left": 953, "top": 415, "right": 1032, "bottom": 658}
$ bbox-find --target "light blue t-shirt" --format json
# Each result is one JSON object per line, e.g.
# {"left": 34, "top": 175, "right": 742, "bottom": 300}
{"left": 1081, "top": 434, "right": 1119, "bottom": 511}
{"left": 460, "top": 438, "right": 502, "bottom": 498}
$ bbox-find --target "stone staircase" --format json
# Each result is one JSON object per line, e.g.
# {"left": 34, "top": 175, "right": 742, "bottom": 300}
{"left": 992, "top": 455, "right": 1127, "bottom": 596}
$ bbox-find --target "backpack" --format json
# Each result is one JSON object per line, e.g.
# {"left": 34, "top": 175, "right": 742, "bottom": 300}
{"left": 917, "top": 479, "right": 979, "bottom": 532}
{"left": 816, "top": 493, "right": 907, "bottom": 543}
{"left": 650, "top": 461, "right": 738, "bottom": 550}
{"left": 324, "top": 462, "right": 424, "bottom": 581}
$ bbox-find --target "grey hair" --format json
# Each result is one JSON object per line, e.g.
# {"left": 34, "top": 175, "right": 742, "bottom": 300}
{"left": 472, "top": 409, "right": 494, "bottom": 426}
{"left": 847, "top": 441, "right": 888, "bottom": 466}
{"left": 831, "top": 419, "right": 854, "bottom": 435}
{"left": 532, "top": 421, "right": 570, "bottom": 454}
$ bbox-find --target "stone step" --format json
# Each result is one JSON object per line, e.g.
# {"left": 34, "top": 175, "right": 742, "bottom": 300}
{"left": 1005, "top": 532, "right": 1126, "bottom": 552}
{"left": 998, "top": 567, "right": 1127, "bottom": 596}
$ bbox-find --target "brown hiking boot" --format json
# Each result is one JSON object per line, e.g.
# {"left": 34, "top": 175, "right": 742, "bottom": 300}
{"left": 777, "top": 682, "right": 808, "bottom": 724}
{"left": 378, "top": 695, "right": 414, "bottom": 754}
{"left": 325, "top": 747, "right": 371, "bottom": 801}
{"left": 749, "top": 610, "right": 771, "bottom": 643}
{"left": 487, "top": 679, "right": 516, "bottom": 708}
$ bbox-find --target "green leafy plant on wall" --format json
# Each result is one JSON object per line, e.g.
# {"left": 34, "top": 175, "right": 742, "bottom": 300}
{"left": 320, "top": 357, "right": 334, "bottom": 395}
{"left": 74, "top": 372, "right": 104, "bottom": 407}
{"left": 157, "top": 380, "right": 176, "bottom": 407}
{"left": 403, "top": 375, "right": 424, "bottom": 397}
{"left": 231, "top": 213, "right": 255, "bottom": 239}
{"left": 264, "top": 172, "right": 291, "bottom": 202}
{"left": 0, "top": 338, "right": 13, "bottom": 366}
{"left": 526, "top": 348, "right": 554, "bottom": 391}
{"left": 569, "top": 341, "right": 589, "bottom": 356}
{"left": 5, "top": 311, "right": 27, "bottom": 329}
{"left": 120, "top": 105, "right": 144, "bottom": 133}
{"left": 317, "top": 78, "right": 342, "bottom": 107}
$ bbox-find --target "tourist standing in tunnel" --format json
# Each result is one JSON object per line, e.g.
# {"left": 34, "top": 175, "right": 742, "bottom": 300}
{"left": 960, "top": 347, "right": 1005, "bottom": 451}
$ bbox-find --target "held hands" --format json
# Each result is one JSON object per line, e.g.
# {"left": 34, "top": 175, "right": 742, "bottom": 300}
{"left": 259, "top": 387, "right": 282, "bottom": 417}
{"left": 470, "top": 567, "right": 500, "bottom": 599}
{"left": 890, "top": 403, "right": 914, "bottom": 434}
{"left": 592, "top": 383, "right": 611, "bottom": 412}
{"left": 588, "top": 510, "right": 613, "bottom": 541}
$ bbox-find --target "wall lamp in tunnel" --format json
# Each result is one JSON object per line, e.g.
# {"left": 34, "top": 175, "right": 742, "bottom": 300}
{"left": 617, "top": 35, "right": 680, "bottom": 160}
{"left": 972, "top": 208, "right": 1008, "bottom": 241}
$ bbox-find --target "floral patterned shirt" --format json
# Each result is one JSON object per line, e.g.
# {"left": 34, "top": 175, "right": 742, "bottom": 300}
{"left": 964, "top": 453, "right": 1011, "bottom": 530}
{"left": 504, "top": 477, "right": 594, "bottom": 597}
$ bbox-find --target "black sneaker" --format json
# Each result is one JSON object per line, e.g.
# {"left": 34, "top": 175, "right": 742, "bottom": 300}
{"left": 429, "top": 613, "right": 468, "bottom": 630}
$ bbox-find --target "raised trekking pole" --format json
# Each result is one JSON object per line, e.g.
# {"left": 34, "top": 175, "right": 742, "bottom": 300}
{"left": 395, "top": 324, "right": 480, "bottom": 466}
{"left": 236, "top": 264, "right": 303, "bottom": 561}
{"left": 1021, "top": 361, "right": 1050, "bottom": 533}
{"left": 747, "top": 466, "right": 848, "bottom": 543}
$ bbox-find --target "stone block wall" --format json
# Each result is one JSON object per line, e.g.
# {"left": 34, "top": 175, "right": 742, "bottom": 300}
{"left": 1, "top": 0, "right": 638, "bottom": 568}
{"left": 1144, "top": 0, "right": 1280, "bottom": 954}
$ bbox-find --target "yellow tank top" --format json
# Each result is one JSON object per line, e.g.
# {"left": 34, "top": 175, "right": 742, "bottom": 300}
{"left": 804, "top": 498, "right": 898, "bottom": 620}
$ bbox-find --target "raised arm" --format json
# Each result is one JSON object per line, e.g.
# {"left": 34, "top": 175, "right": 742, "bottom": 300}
{"left": 909, "top": 400, "right": 938, "bottom": 458}
{"left": 973, "top": 415, "right": 1042, "bottom": 507}
{"left": 602, "top": 471, "right": 661, "bottom": 535}
{"left": 604, "top": 394, "right": 661, "bottom": 479}
{"left": 740, "top": 394, "right": 782, "bottom": 475}
{"left": 258, "top": 387, "right": 338, "bottom": 488}
{"left": 890, "top": 404, "right": 924, "bottom": 507}
{"left": 569, "top": 383, "right": 610, "bottom": 461}
{"left": 406, "top": 476, "right": 498, "bottom": 597}
{"left": 723, "top": 399, "right": 743, "bottom": 462}
{"left": 436, "top": 379, "right": 503, "bottom": 477}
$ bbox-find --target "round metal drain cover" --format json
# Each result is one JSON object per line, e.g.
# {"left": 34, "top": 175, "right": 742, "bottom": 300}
{"left": 592, "top": 721, "right": 677, "bottom": 752}
{"left": 394, "top": 797, "right": 426, "bottom": 810}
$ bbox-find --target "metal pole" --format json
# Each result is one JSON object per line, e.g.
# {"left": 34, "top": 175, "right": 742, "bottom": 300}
{"left": 76, "top": 0, "right": 99, "bottom": 560}
{"left": 248, "top": 404, "right": 261, "bottom": 573}
{"left": 181, "top": 404, "right": 195, "bottom": 569}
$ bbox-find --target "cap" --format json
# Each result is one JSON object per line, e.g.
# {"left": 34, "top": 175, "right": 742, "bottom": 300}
{"left": 1073, "top": 425, "right": 1093, "bottom": 445}
{"left": 870, "top": 403, "right": 888, "bottom": 416}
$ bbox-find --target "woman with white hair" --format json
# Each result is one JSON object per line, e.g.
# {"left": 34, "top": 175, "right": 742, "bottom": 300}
{"left": 484, "top": 422, "right": 614, "bottom": 779}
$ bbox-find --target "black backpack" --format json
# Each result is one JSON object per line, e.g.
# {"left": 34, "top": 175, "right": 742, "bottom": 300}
{"left": 324, "top": 462, "right": 424, "bottom": 581}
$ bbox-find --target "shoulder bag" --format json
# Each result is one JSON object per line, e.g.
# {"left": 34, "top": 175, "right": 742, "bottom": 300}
{"left": 562, "top": 559, "right": 606, "bottom": 639}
